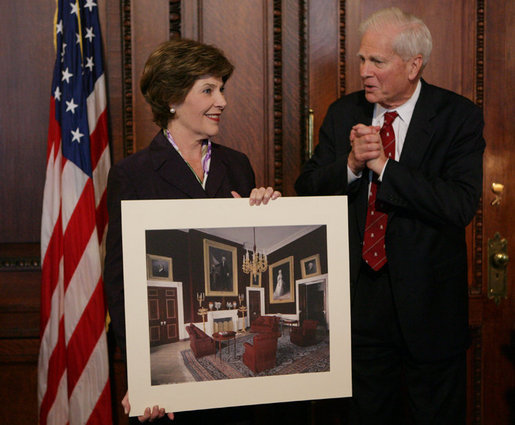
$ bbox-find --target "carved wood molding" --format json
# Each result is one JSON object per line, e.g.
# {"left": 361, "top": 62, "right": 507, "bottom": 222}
{"left": 339, "top": 0, "right": 346, "bottom": 95}
{"left": 470, "top": 0, "right": 485, "bottom": 295}
{"left": 121, "top": 0, "right": 134, "bottom": 157}
{"left": 0, "top": 257, "right": 40, "bottom": 272}
{"left": 469, "top": 325, "right": 482, "bottom": 425}
{"left": 299, "top": 0, "right": 307, "bottom": 165}
{"left": 273, "top": 0, "right": 283, "bottom": 192}
{"left": 475, "top": 0, "right": 485, "bottom": 110}
{"left": 169, "top": 0, "right": 181, "bottom": 38}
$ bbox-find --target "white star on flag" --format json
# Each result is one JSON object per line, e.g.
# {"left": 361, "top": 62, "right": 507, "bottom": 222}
{"left": 85, "top": 27, "right": 95, "bottom": 41}
{"left": 70, "top": 2, "right": 79, "bottom": 15}
{"left": 54, "top": 86, "right": 62, "bottom": 101}
{"left": 84, "top": 0, "right": 97, "bottom": 11}
{"left": 66, "top": 98, "right": 78, "bottom": 113}
{"left": 71, "top": 127, "right": 84, "bottom": 143}
{"left": 85, "top": 56, "right": 94, "bottom": 71}
{"left": 61, "top": 67, "right": 73, "bottom": 83}
{"left": 61, "top": 42, "right": 67, "bottom": 62}
{"left": 56, "top": 20, "right": 63, "bottom": 34}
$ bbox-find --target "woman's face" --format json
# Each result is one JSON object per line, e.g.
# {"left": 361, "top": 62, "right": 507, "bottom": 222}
{"left": 170, "top": 76, "right": 227, "bottom": 141}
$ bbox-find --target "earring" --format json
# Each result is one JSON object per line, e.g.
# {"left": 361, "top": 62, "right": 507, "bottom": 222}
{"left": 170, "top": 107, "right": 176, "bottom": 114}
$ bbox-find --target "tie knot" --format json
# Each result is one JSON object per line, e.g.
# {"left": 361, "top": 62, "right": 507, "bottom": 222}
{"left": 383, "top": 111, "right": 398, "bottom": 126}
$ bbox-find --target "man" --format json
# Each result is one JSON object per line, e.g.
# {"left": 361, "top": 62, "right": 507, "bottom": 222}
{"left": 295, "top": 7, "right": 484, "bottom": 425}
{"left": 218, "top": 255, "right": 231, "bottom": 291}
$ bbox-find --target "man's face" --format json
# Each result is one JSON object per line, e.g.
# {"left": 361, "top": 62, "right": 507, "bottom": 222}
{"left": 358, "top": 28, "right": 416, "bottom": 109}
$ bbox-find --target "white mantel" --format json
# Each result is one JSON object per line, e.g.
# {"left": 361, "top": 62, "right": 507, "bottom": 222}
{"left": 204, "top": 309, "right": 239, "bottom": 336}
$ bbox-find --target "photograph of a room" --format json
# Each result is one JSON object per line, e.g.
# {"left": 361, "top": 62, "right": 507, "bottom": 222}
{"left": 144, "top": 224, "right": 329, "bottom": 385}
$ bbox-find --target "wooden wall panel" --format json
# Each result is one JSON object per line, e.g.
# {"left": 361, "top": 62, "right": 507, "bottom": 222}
{"left": 481, "top": 0, "right": 515, "bottom": 423}
{"left": 104, "top": 0, "right": 125, "bottom": 165}
{"left": 282, "top": 2, "right": 302, "bottom": 195}
{"left": 131, "top": 0, "right": 169, "bottom": 153}
{"left": 182, "top": 0, "right": 275, "bottom": 189}
{"left": 307, "top": 0, "right": 341, "bottom": 152}
{"left": 0, "top": 340, "right": 39, "bottom": 424}
{"left": 0, "top": 1, "right": 55, "bottom": 243}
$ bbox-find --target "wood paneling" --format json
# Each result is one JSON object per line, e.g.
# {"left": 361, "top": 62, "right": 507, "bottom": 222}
{"left": 307, "top": 0, "right": 341, "bottom": 151}
{"left": 0, "top": 1, "right": 55, "bottom": 242}
{"left": 0, "top": 340, "right": 39, "bottom": 424}
{"left": 132, "top": 0, "right": 169, "bottom": 153}
{"left": 480, "top": 0, "right": 515, "bottom": 422}
{"left": 183, "top": 0, "right": 276, "bottom": 189}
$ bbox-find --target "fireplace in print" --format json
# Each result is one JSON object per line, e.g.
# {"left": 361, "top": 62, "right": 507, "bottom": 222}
{"left": 205, "top": 309, "right": 238, "bottom": 336}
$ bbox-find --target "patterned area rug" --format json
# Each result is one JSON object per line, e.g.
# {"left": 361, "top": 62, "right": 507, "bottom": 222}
{"left": 181, "top": 333, "right": 329, "bottom": 381}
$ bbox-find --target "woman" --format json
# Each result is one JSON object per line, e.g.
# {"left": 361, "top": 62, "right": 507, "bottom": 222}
{"left": 273, "top": 269, "right": 284, "bottom": 299}
{"left": 104, "top": 38, "right": 280, "bottom": 423}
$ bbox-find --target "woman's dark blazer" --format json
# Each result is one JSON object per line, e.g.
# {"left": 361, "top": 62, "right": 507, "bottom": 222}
{"left": 104, "top": 131, "right": 256, "bottom": 354}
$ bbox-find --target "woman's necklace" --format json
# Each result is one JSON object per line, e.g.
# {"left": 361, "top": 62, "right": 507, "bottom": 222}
{"left": 165, "top": 129, "right": 212, "bottom": 188}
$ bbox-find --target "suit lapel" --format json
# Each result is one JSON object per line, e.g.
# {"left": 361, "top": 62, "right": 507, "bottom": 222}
{"left": 149, "top": 132, "right": 208, "bottom": 198}
{"left": 399, "top": 81, "right": 437, "bottom": 168}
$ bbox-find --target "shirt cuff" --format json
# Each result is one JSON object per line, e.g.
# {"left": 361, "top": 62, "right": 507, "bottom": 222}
{"left": 347, "top": 166, "right": 362, "bottom": 184}
{"left": 377, "top": 159, "right": 389, "bottom": 182}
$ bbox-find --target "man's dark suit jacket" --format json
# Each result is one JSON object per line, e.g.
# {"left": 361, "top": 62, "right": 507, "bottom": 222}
{"left": 295, "top": 80, "right": 485, "bottom": 362}
{"left": 104, "top": 131, "right": 256, "bottom": 354}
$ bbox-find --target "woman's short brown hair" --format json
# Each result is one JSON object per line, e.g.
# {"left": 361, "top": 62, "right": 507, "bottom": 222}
{"left": 140, "top": 38, "right": 234, "bottom": 129}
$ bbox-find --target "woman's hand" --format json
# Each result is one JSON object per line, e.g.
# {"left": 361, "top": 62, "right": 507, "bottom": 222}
{"left": 231, "top": 187, "right": 281, "bottom": 205}
{"left": 122, "top": 391, "right": 174, "bottom": 422}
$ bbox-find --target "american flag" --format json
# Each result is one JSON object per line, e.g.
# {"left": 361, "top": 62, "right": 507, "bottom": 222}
{"left": 38, "top": 0, "right": 112, "bottom": 424}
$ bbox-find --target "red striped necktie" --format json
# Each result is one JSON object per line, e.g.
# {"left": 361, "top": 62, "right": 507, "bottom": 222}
{"left": 362, "top": 111, "right": 398, "bottom": 271}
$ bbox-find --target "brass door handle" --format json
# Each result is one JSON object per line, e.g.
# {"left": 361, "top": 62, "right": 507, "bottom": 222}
{"left": 488, "top": 233, "right": 508, "bottom": 304}
{"left": 493, "top": 252, "right": 509, "bottom": 267}
{"left": 491, "top": 182, "right": 504, "bottom": 206}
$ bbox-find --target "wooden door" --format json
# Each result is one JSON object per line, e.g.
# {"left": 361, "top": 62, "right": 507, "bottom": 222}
{"left": 148, "top": 286, "right": 179, "bottom": 347}
{"left": 306, "top": 284, "right": 325, "bottom": 327}
{"left": 298, "top": 283, "right": 308, "bottom": 323}
{"left": 248, "top": 290, "right": 262, "bottom": 326}
{"left": 476, "top": 1, "right": 515, "bottom": 423}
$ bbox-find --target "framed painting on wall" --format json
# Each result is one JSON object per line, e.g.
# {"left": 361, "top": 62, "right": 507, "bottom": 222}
{"left": 269, "top": 256, "right": 294, "bottom": 304}
{"left": 300, "top": 254, "right": 321, "bottom": 278}
{"left": 146, "top": 254, "right": 173, "bottom": 281}
{"left": 250, "top": 272, "right": 261, "bottom": 287}
{"left": 203, "top": 239, "right": 238, "bottom": 296}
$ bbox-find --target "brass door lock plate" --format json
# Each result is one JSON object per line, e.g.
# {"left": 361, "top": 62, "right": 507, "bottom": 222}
{"left": 487, "top": 232, "right": 509, "bottom": 304}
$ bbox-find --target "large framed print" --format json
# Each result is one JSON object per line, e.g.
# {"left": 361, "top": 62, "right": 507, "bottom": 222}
{"left": 269, "top": 256, "right": 294, "bottom": 304}
{"left": 203, "top": 238, "right": 238, "bottom": 296}
{"left": 122, "top": 196, "right": 351, "bottom": 415}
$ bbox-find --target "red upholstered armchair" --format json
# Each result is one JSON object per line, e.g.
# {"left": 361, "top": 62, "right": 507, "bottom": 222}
{"left": 185, "top": 324, "right": 216, "bottom": 358}
{"left": 290, "top": 319, "right": 318, "bottom": 346}
{"left": 243, "top": 333, "right": 279, "bottom": 373}
{"left": 249, "top": 315, "right": 280, "bottom": 334}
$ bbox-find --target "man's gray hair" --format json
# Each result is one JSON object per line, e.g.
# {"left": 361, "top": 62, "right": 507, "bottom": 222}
{"left": 359, "top": 7, "right": 432, "bottom": 67}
